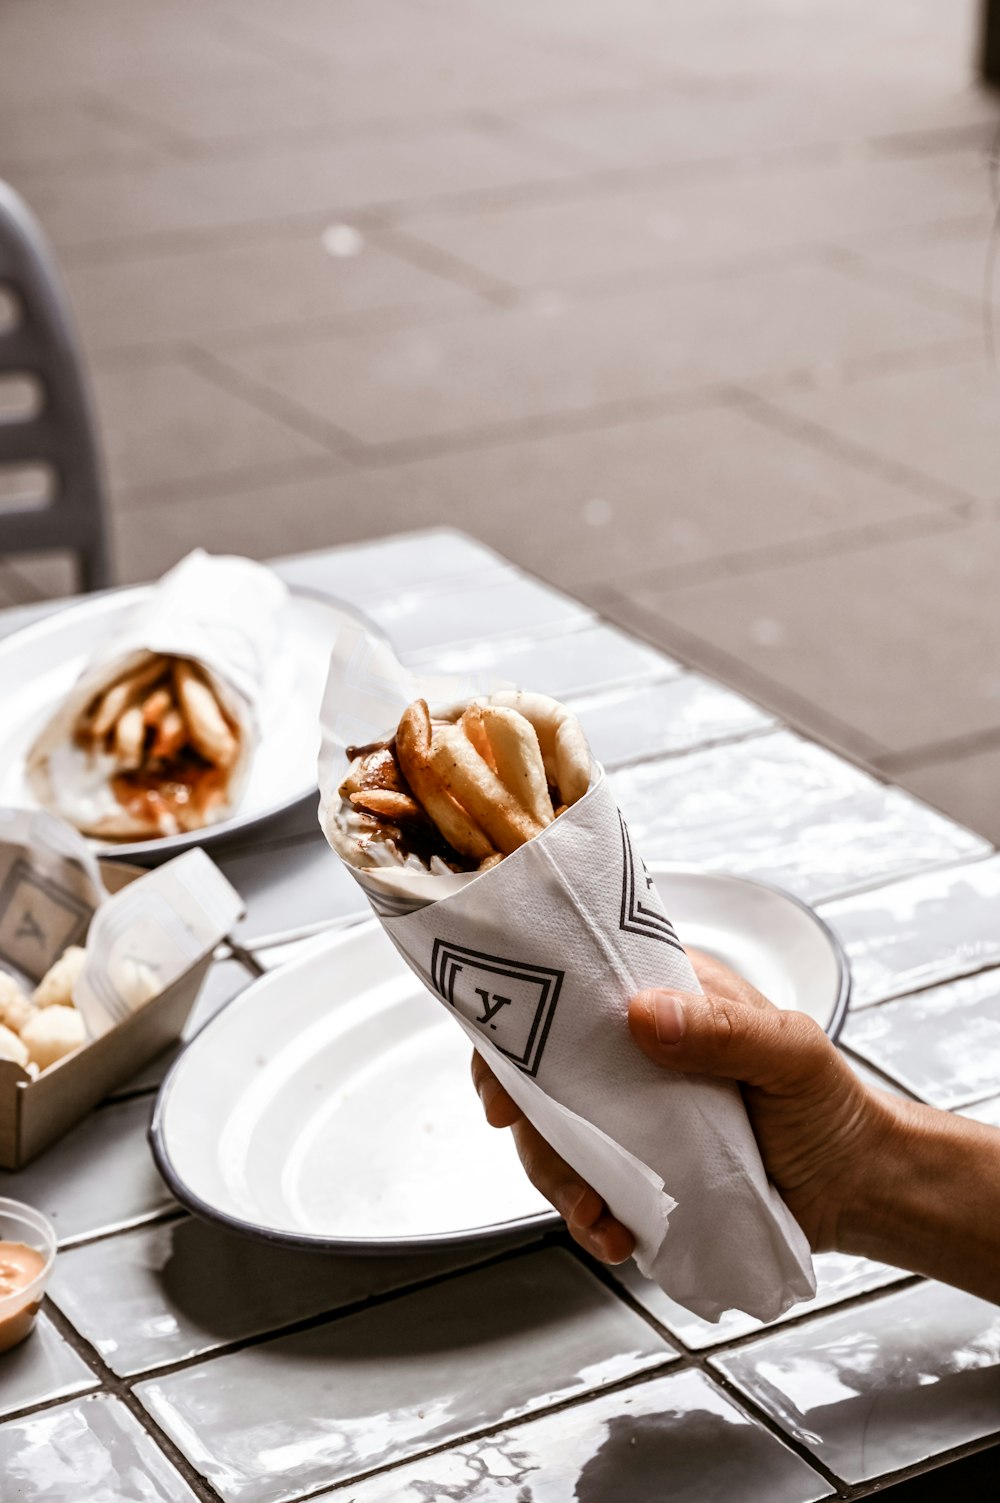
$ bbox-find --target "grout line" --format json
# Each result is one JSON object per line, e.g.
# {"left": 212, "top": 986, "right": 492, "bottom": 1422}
{"left": 26, "top": 1302, "right": 226, "bottom": 1503}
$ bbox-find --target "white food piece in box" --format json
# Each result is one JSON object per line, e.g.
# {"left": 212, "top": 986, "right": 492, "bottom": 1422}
{"left": 33, "top": 946, "right": 87, "bottom": 1008}
{"left": 0, "top": 1022, "right": 29, "bottom": 1067}
{"left": 0, "top": 972, "right": 32, "bottom": 1032}
{"left": 20, "top": 1007, "right": 86, "bottom": 1070}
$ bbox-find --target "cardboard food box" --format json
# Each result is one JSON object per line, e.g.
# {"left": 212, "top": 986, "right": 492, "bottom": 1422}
{"left": 0, "top": 857, "right": 215, "bottom": 1171}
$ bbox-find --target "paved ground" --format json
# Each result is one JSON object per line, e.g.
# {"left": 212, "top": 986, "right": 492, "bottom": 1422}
{"left": 3, "top": 1, "right": 1000, "bottom": 840}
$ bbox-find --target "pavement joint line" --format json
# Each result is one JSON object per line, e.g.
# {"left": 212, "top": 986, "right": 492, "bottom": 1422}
{"left": 828, "top": 248, "right": 995, "bottom": 332}
{"left": 875, "top": 723, "right": 1000, "bottom": 773}
{"left": 180, "top": 342, "right": 368, "bottom": 461}
{"left": 364, "top": 220, "right": 516, "bottom": 305}
{"left": 729, "top": 380, "right": 982, "bottom": 515}
{"left": 115, "top": 454, "right": 351, "bottom": 514}
{"left": 592, "top": 509, "right": 967, "bottom": 597}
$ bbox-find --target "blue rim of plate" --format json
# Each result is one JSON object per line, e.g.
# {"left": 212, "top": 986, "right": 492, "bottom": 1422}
{"left": 148, "top": 870, "right": 850, "bottom": 1252}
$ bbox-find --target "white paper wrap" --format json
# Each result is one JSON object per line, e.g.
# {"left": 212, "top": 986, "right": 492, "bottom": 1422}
{"left": 318, "top": 625, "right": 815, "bottom": 1323}
{"left": 26, "top": 551, "right": 288, "bottom": 838}
{"left": 0, "top": 808, "right": 244, "bottom": 1043}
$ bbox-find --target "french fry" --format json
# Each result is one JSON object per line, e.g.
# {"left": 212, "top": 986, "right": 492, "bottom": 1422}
{"left": 471, "top": 703, "right": 553, "bottom": 828}
{"left": 142, "top": 686, "right": 172, "bottom": 727}
{"left": 349, "top": 789, "right": 423, "bottom": 821}
{"left": 114, "top": 705, "right": 145, "bottom": 770}
{"left": 489, "top": 691, "right": 590, "bottom": 806}
{"left": 460, "top": 704, "right": 497, "bottom": 773}
{"left": 174, "top": 662, "right": 238, "bottom": 769}
{"left": 396, "top": 700, "right": 495, "bottom": 863}
{"left": 152, "top": 708, "right": 186, "bottom": 761}
{"left": 427, "top": 726, "right": 543, "bottom": 855}
{"left": 88, "top": 655, "right": 168, "bottom": 739}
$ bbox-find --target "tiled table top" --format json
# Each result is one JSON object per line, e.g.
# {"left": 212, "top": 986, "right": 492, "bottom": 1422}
{"left": 1, "top": 528, "right": 998, "bottom": 1502}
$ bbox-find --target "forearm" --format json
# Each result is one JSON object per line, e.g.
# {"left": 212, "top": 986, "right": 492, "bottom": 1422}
{"left": 840, "top": 1095, "right": 1000, "bottom": 1302}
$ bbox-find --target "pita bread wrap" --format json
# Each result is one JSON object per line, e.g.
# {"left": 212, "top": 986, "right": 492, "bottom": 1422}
{"left": 26, "top": 552, "right": 287, "bottom": 841}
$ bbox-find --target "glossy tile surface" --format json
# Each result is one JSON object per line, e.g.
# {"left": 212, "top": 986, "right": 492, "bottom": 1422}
{"left": 0, "top": 1394, "right": 199, "bottom": 1502}
{"left": 49, "top": 1213, "right": 527, "bottom": 1377}
{"left": 407, "top": 619, "right": 678, "bottom": 698}
{"left": 343, "top": 1367, "right": 831, "bottom": 1502}
{"left": 273, "top": 529, "right": 508, "bottom": 605}
{"left": 136, "top": 1248, "right": 675, "bottom": 1502}
{"left": 714, "top": 1282, "right": 1000, "bottom": 1483}
{"left": 371, "top": 566, "right": 594, "bottom": 659}
{"left": 821, "top": 856, "right": 1000, "bottom": 1006}
{"left": 614, "top": 1252, "right": 907, "bottom": 1351}
{"left": 844, "top": 968, "right": 1000, "bottom": 1108}
{"left": 576, "top": 674, "right": 774, "bottom": 769}
{"left": 609, "top": 732, "right": 986, "bottom": 904}
{"left": 217, "top": 834, "right": 367, "bottom": 947}
{"left": 0, "top": 1313, "right": 96, "bottom": 1418}
{"left": 0, "top": 1095, "right": 174, "bottom": 1245}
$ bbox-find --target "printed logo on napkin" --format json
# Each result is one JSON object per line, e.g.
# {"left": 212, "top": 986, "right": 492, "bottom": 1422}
{"left": 618, "top": 812, "right": 683, "bottom": 951}
{"left": 430, "top": 938, "right": 563, "bottom": 1077}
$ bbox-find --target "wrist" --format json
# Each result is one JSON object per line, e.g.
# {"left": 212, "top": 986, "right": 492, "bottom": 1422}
{"left": 835, "top": 1092, "right": 1000, "bottom": 1300}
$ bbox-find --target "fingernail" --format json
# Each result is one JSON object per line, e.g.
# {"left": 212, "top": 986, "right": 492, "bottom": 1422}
{"left": 554, "top": 1184, "right": 586, "bottom": 1222}
{"left": 653, "top": 992, "right": 685, "bottom": 1045}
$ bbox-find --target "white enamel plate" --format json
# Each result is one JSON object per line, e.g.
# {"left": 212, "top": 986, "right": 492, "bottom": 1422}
{"left": 151, "top": 869, "right": 849, "bottom": 1250}
{"left": 0, "top": 583, "right": 358, "bottom": 860}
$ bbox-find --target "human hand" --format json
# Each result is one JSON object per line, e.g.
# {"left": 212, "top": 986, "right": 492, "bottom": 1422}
{"left": 470, "top": 949, "right": 897, "bottom": 1264}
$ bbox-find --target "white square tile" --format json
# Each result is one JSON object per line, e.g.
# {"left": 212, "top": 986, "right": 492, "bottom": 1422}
{"left": 342, "top": 1367, "right": 831, "bottom": 1502}
{"left": 0, "top": 1095, "right": 173, "bottom": 1245}
{"left": 273, "top": 528, "right": 509, "bottom": 602}
{"left": 820, "top": 856, "right": 1000, "bottom": 1007}
{"left": 402, "top": 620, "right": 678, "bottom": 698}
{"left": 844, "top": 968, "right": 1000, "bottom": 1108}
{"left": 0, "top": 1313, "right": 96, "bottom": 1418}
{"left": 372, "top": 567, "right": 593, "bottom": 659}
{"left": 0, "top": 1393, "right": 199, "bottom": 1502}
{"left": 135, "top": 1248, "right": 675, "bottom": 1502}
{"left": 613, "top": 1251, "right": 907, "bottom": 1351}
{"left": 609, "top": 733, "right": 987, "bottom": 904}
{"left": 576, "top": 674, "right": 774, "bottom": 769}
{"left": 49, "top": 1213, "right": 534, "bottom": 1378}
{"left": 712, "top": 1282, "right": 1000, "bottom": 1483}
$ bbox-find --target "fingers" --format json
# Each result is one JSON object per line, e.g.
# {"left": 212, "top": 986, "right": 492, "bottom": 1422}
{"left": 469, "top": 1051, "right": 635, "bottom": 1265}
{"left": 511, "top": 1115, "right": 635, "bottom": 1264}
{"left": 629, "top": 987, "right": 835, "bottom": 1097}
{"left": 470, "top": 1051, "right": 522, "bottom": 1129}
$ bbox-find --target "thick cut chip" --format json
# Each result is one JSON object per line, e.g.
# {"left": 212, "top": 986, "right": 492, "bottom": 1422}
{"left": 396, "top": 700, "right": 495, "bottom": 863}
{"left": 427, "top": 727, "right": 543, "bottom": 855}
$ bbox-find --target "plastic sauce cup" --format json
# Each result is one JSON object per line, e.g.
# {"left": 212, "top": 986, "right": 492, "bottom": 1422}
{"left": 0, "top": 1198, "right": 56, "bottom": 1353}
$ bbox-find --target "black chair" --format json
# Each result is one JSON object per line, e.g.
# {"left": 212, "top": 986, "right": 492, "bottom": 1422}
{"left": 0, "top": 179, "right": 112, "bottom": 591}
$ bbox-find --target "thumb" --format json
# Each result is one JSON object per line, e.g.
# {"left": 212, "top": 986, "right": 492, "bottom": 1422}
{"left": 628, "top": 987, "right": 834, "bottom": 1096}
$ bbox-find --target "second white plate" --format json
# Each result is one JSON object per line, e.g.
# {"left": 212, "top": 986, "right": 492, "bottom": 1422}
{"left": 151, "top": 869, "right": 849, "bottom": 1251}
{"left": 0, "top": 582, "right": 360, "bottom": 860}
